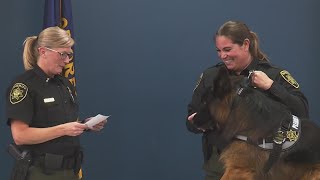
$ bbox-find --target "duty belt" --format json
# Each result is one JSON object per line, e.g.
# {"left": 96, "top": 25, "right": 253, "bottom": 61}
{"left": 32, "top": 153, "right": 77, "bottom": 170}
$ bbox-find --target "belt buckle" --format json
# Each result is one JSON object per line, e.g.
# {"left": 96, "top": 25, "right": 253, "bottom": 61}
{"left": 273, "top": 130, "right": 286, "bottom": 145}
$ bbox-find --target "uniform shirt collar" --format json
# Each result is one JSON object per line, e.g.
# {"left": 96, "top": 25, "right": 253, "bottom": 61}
{"left": 244, "top": 58, "right": 259, "bottom": 71}
{"left": 33, "top": 64, "right": 61, "bottom": 83}
{"left": 228, "top": 59, "right": 260, "bottom": 76}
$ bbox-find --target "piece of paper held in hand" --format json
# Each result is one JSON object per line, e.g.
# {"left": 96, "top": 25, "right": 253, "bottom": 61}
{"left": 85, "top": 114, "right": 109, "bottom": 129}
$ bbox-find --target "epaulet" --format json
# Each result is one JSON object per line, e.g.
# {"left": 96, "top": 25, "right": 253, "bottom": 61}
{"left": 257, "top": 60, "right": 282, "bottom": 75}
{"left": 258, "top": 60, "right": 283, "bottom": 70}
{"left": 257, "top": 60, "right": 272, "bottom": 67}
{"left": 12, "top": 70, "right": 34, "bottom": 83}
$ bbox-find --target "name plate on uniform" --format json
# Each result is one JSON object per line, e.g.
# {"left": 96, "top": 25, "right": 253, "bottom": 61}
{"left": 43, "top": 97, "right": 55, "bottom": 103}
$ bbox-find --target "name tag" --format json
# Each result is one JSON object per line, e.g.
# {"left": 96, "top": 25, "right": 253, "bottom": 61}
{"left": 44, "top": 97, "right": 55, "bottom": 103}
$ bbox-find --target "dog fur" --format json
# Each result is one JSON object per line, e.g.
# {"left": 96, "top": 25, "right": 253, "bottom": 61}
{"left": 203, "top": 67, "right": 320, "bottom": 180}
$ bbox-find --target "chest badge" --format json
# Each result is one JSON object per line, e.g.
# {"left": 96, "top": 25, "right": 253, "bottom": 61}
{"left": 286, "top": 129, "right": 299, "bottom": 142}
{"left": 280, "top": 70, "right": 299, "bottom": 88}
{"left": 10, "top": 83, "right": 28, "bottom": 104}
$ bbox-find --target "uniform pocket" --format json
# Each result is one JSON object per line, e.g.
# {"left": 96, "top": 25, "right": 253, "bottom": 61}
{"left": 43, "top": 98, "right": 62, "bottom": 124}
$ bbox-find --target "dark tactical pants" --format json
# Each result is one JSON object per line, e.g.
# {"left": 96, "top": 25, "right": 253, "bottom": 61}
{"left": 26, "top": 166, "right": 80, "bottom": 180}
{"left": 203, "top": 147, "right": 224, "bottom": 180}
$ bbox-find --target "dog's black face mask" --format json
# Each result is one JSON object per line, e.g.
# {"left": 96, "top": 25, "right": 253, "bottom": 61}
{"left": 192, "top": 105, "right": 214, "bottom": 130}
{"left": 192, "top": 67, "right": 231, "bottom": 130}
{"left": 192, "top": 66, "right": 254, "bottom": 131}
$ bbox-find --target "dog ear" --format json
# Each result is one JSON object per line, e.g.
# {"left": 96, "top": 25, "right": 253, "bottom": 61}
{"left": 213, "top": 66, "right": 232, "bottom": 97}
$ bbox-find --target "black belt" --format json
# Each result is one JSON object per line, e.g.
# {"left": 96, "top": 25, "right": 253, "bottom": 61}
{"left": 32, "top": 153, "right": 76, "bottom": 170}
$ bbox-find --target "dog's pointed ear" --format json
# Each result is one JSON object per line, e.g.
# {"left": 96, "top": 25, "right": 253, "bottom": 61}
{"left": 213, "top": 66, "right": 232, "bottom": 97}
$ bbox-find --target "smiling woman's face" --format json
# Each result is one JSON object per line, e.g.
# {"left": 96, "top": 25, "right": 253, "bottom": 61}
{"left": 215, "top": 35, "right": 251, "bottom": 74}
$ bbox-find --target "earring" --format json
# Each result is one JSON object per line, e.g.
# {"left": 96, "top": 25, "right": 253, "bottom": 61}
{"left": 42, "top": 51, "right": 46, "bottom": 58}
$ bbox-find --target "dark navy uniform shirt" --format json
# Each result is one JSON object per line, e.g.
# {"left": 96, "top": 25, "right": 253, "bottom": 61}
{"left": 187, "top": 59, "right": 309, "bottom": 133}
{"left": 6, "top": 65, "right": 80, "bottom": 156}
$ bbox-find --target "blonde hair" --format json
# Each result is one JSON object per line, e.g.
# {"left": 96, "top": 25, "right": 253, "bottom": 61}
{"left": 23, "top": 26, "right": 74, "bottom": 70}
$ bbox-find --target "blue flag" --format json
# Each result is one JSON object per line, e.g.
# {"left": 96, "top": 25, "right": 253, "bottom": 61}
{"left": 43, "top": 0, "right": 76, "bottom": 87}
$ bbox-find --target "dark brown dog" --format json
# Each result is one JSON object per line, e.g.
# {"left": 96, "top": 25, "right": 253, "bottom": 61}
{"left": 202, "top": 67, "right": 320, "bottom": 180}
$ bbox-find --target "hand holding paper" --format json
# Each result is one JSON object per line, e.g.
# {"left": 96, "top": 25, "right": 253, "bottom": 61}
{"left": 85, "top": 114, "right": 109, "bottom": 130}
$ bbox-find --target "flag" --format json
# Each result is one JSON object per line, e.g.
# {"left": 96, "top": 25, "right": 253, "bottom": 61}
{"left": 43, "top": 0, "right": 76, "bottom": 87}
{"left": 42, "top": 2, "right": 81, "bottom": 178}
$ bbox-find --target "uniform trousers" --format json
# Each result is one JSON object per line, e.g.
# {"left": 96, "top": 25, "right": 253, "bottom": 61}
{"left": 203, "top": 147, "right": 224, "bottom": 180}
{"left": 26, "top": 166, "right": 80, "bottom": 180}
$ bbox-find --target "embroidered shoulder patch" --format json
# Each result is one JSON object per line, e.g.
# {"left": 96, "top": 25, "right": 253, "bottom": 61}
{"left": 10, "top": 83, "right": 28, "bottom": 104}
{"left": 280, "top": 70, "right": 299, "bottom": 88}
{"left": 193, "top": 73, "right": 203, "bottom": 92}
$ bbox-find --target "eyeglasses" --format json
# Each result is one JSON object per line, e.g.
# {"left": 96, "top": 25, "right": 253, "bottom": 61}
{"left": 45, "top": 47, "right": 73, "bottom": 60}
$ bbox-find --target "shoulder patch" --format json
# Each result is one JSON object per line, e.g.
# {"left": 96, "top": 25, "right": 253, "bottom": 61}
{"left": 280, "top": 70, "right": 299, "bottom": 88}
{"left": 193, "top": 73, "right": 203, "bottom": 92}
{"left": 10, "top": 83, "right": 28, "bottom": 104}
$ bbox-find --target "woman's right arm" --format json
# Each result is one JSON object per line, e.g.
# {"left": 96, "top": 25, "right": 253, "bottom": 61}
{"left": 11, "top": 119, "right": 87, "bottom": 145}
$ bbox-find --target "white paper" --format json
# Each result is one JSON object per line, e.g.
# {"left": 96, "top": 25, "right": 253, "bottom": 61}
{"left": 85, "top": 114, "right": 109, "bottom": 129}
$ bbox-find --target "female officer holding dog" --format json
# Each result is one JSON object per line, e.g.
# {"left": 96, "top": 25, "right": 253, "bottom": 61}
{"left": 186, "top": 20, "right": 309, "bottom": 179}
{"left": 6, "top": 26, "right": 106, "bottom": 180}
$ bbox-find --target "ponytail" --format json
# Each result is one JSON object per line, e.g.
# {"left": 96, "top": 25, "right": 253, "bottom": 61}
{"left": 22, "top": 36, "right": 39, "bottom": 70}
{"left": 250, "top": 31, "right": 269, "bottom": 61}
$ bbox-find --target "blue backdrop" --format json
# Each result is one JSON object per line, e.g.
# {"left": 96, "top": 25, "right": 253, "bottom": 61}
{"left": 1, "top": 0, "right": 319, "bottom": 179}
